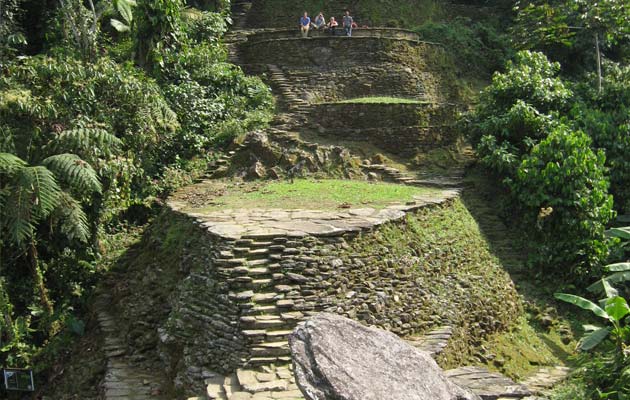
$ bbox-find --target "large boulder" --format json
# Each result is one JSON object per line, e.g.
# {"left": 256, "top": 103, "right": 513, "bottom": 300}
{"left": 289, "top": 313, "right": 480, "bottom": 400}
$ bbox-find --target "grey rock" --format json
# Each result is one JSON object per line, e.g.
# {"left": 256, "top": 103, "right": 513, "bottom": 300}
{"left": 289, "top": 313, "right": 480, "bottom": 400}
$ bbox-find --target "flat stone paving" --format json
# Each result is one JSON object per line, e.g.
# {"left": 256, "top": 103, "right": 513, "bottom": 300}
{"left": 168, "top": 188, "right": 460, "bottom": 240}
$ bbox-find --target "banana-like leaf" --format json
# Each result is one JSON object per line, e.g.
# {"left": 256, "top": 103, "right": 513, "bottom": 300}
{"left": 115, "top": 0, "right": 135, "bottom": 24}
{"left": 607, "top": 262, "right": 630, "bottom": 272}
{"left": 606, "top": 227, "right": 630, "bottom": 240}
{"left": 111, "top": 19, "right": 130, "bottom": 32}
{"left": 578, "top": 327, "right": 610, "bottom": 351}
{"left": 605, "top": 296, "right": 630, "bottom": 322}
{"left": 554, "top": 293, "right": 610, "bottom": 320}
{"left": 603, "top": 271, "right": 630, "bottom": 286}
{"left": 582, "top": 324, "right": 603, "bottom": 332}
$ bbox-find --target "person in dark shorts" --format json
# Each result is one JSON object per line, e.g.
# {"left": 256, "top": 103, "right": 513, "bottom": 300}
{"left": 327, "top": 16, "right": 338, "bottom": 35}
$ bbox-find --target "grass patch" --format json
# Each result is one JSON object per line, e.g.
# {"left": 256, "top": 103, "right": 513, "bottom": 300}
{"left": 175, "top": 179, "right": 439, "bottom": 211}
{"left": 335, "top": 96, "right": 429, "bottom": 105}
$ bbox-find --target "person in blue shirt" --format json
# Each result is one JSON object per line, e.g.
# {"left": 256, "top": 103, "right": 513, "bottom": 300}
{"left": 312, "top": 12, "right": 326, "bottom": 30}
{"left": 300, "top": 12, "right": 311, "bottom": 38}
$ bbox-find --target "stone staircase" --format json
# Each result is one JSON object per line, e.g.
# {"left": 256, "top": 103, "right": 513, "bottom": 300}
{"left": 223, "top": 236, "right": 308, "bottom": 367}
{"left": 94, "top": 290, "right": 162, "bottom": 399}
{"left": 362, "top": 163, "right": 465, "bottom": 189}
{"left": 230, "top": 0, "right": 253, "bottom": 30}
{"left": 267, "top": 64, "right": 310, "bottom": 121}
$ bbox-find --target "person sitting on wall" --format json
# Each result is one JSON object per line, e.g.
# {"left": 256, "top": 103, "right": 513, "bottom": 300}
{"left": 342, "top": 10, "right": 354, "bottom": 37}
{"left": 300, "top": 11, "right": 311, "bottom": 38}
{"left": 327, "top": 16, "right": 338, "bottom": 36}
{"left": 312, "top": 12, "right": 326, "bottom": 30}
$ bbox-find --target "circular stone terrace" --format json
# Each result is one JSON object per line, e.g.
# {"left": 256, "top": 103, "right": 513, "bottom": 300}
{"left": 167, "top": 179, "right": 460, "bottom": 239}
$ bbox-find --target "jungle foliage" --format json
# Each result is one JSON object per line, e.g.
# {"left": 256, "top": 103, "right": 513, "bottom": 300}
{"left": 0, "top": 0, "right": 272, "bottom": 376}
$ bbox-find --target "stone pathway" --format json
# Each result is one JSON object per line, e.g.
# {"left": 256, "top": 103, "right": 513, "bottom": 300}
{"left": 445, "top": 366, "right": 532, "bottom": 399}
{"left": 406, "top": 325, "right": 454, "bottom": 357}
{"left": 94, "top": 290, "right": 162, "bottom": 399}
{"left": 521, "top": 366, "right": 571, "bottom": 396}
{"left": 168, "top": 188, "right": 461, "bottom": 240}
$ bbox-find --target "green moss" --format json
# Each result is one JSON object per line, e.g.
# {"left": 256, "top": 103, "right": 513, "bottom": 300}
{"left": 173, "top": 179, "right": 439, "bottom": 212}
{"left": 481, "top": 317, "right": 575, "bottom": 380}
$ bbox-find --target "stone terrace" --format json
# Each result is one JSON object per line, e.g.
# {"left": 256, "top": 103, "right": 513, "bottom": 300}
{"left": 168, "top": 188, "right": 460, "bottom": 239}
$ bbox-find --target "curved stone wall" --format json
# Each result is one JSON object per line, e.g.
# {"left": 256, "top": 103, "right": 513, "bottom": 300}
{"left": 309, "top": 102, "right": 457, "bottom": 156}
{"left": 239, "top": 36, "right": 434, "bottom": 68}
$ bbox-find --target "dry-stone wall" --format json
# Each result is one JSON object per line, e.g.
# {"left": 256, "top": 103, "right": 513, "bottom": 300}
{"left": 117, "top": 196, "right": 522, "bottom": 394}
{"left": 310, "top": 103, "right": 457, "bottom": 156}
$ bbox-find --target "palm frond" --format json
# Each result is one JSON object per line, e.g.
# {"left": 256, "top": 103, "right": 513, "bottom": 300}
{"left": 52, "top": 192, "right": 90, "bottom": 243}
{"left": 5, "top": 166, "right": 62, "bottom": 244}
{"left": 42, "top": 154, "right": 102, "bottom": 195}
{"left": 47, "top": 128, "right": 122, "bottom": 161}
{"left": 0, "top": 152, "right": 27, "bottom": 175}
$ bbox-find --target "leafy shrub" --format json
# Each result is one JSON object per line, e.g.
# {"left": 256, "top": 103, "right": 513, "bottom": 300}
{"left": 0, "top": 56, "right": 178, "bottom": 176}
{"left": 157, "top": 42, "right": 273, "bottom": 158}
{"left": 467, "top": 51, "right": 572, "bottom": 176}
{"left": 510, "top": 126, "right": 614, "bottom": 277}
{"left": 465, "top": 51, "right": 613, "bottom": 278}
{"left": 571, "top": 63, "right": 630, "bottom": 213}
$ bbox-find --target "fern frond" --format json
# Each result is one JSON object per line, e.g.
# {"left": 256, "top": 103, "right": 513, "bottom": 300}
{"left": 47, "top": 128, "right": 122, "bottom": 161}
{"left": 0, "top": 153, "right": 27, "bottom": 175}
{"left": 5, "top": 166, "right": 61, "bottom": 244}
{"left": 52, "top": 192, "right": 90, "bottom": 243}
{"left": 42, "top": 154, "right": 102, "bottom": 195}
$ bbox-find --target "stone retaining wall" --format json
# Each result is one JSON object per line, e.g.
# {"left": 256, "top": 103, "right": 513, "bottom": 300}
{"left": 283, "top": 64, "right": 437, "bottom": 103}
{"left": 236, "top": 27, "right": 422, "bottom": 42}
{"left": 239, "top": 36, "right": 435, "bottom": 68}
{"left": 139, "top": 196, "right": 521, "bottom": 393}
{"left": 309, "top": 103, "right": 457, "bottom": 156}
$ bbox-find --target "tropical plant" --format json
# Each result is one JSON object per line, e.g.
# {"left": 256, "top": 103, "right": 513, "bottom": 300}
{"left": 554, "top": 292, "right": 629, "bottom": 352}
{"left": 510, "top": 126, "right": 614, "bottom": 277}
{"left": 133, "top": 0, "right": 186, "bottom": 69}
{"left": 0, "top": 0, "right": 27, "bottom": 68}
{"left": 512, "top": 0, "right": 630, "bottom": 91}
{"left": 0, "top": 151, "right": 101, "bottom": 320}
{"left": 111, "top": 0, "right": 137, "bottom": 33}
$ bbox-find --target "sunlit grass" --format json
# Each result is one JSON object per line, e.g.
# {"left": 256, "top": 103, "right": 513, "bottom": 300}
{"left": 182, "top": 179, "right": 439, "bottom": 211}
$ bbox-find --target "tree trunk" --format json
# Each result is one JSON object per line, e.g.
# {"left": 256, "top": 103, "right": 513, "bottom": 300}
{"left": 595, "top": 32, "right": 603, "bottom": 93}
{"left": 28, "top": 241, "right": 54, "bottom": 317}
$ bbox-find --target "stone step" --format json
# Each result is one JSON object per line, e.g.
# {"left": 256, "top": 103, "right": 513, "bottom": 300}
{"left": 445, "top": 366, "right": 532, "bottom": 400}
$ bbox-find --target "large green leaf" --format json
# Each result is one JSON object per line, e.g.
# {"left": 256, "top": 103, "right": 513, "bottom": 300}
{"left": 554, "top": 293, "right": 610, "bottom": 320}
{"left": 42, "top": 154, "right": 102, "bottom": 195}
{"left": 0, "top": 153, "right": 27, "bottom": 174}
{"left": 607, "top": 262, "right": 630, "bottom": 272}
{"left": 578, "top": 327, "right": 610, "bottom": 351}
{"left": 5, "top": 166, "right": 62, "bottom": 244}
{"left": 606, "top": 227, "right": 630, "bottom": 240}
{"left": 605, "top": 296, "right": 630, "bottom": 322}
{"left": 53, "top": 192, "right": 90, "bottom": 243}
{"left": 111, "top": 18, "right": 130, "bottom": 32}
{"left": 603, "top": 271, "right": 630, "bottom": 286}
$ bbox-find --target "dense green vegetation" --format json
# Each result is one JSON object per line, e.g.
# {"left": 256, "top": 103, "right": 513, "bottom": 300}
{"left": 462, "top": 1, "right": 630, "bottom": 397}
{"left": 1, "top": 0, "right": 630, "bottom": 398}
{"left": 0, "top": 0, "right": 271, "bottom": 381}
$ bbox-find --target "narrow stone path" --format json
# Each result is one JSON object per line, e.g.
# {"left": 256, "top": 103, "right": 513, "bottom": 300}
{"left": 445, "top": 366, "right": 532, "bottom": 399}
{"left": 521, "top": 366, "right": 571, "bottom": 396}
{"left": 94, "top": 289, "right": 162, "bottom": 399}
